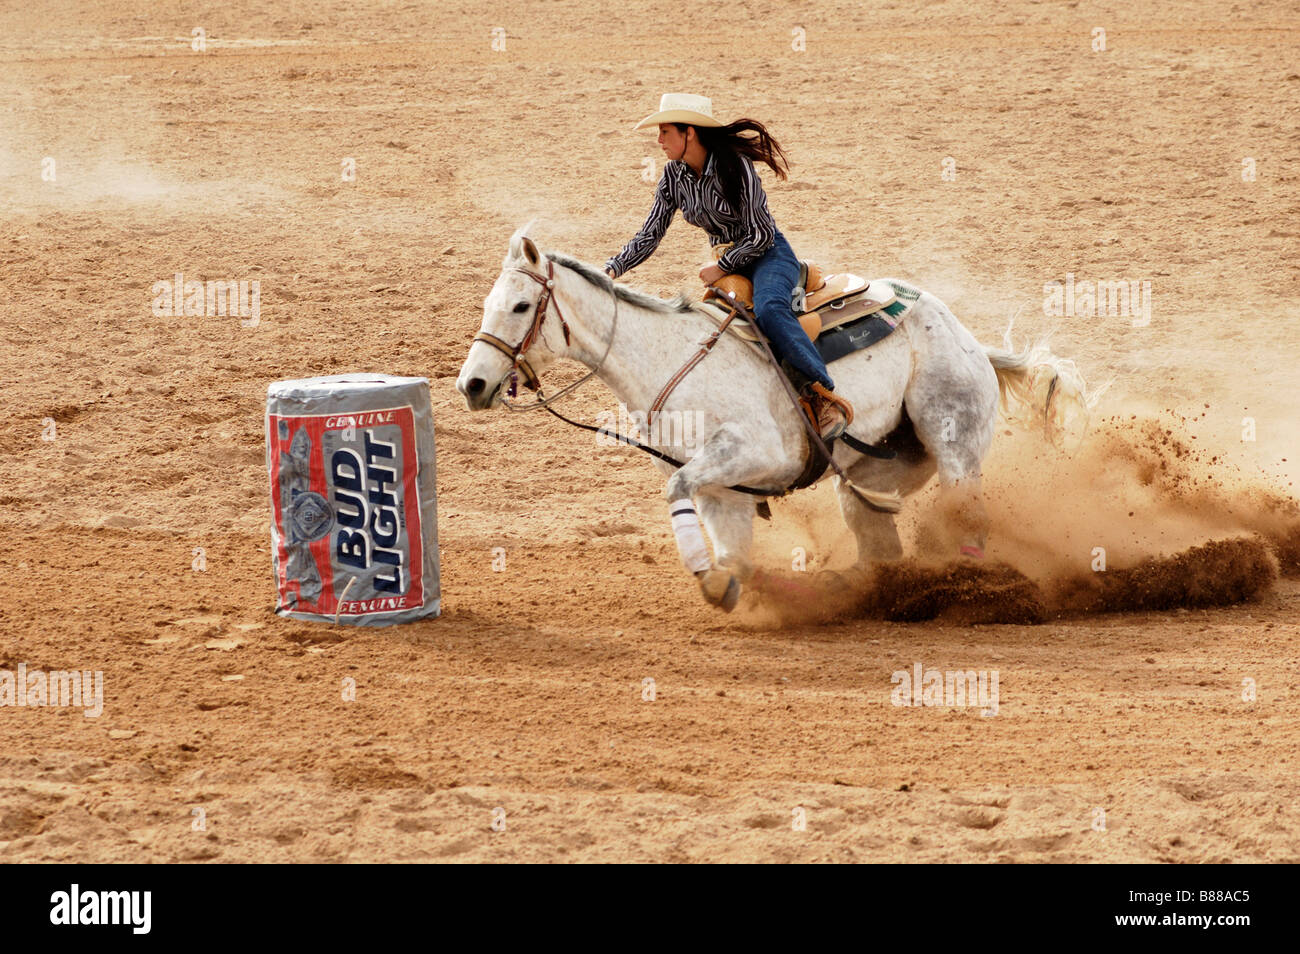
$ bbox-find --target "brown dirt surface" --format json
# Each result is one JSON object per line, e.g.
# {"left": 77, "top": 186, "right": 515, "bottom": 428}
{"left": 1, "top": 0, "right": 1298, "bottom": 862}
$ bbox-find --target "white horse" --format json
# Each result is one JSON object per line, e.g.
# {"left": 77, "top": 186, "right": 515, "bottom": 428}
{"left": 457, "top": 227, "right": 1096, "bottom": 611}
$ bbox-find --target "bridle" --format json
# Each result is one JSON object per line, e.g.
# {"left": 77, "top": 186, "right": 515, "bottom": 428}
{"left": 471, "top": 257, "right": 618, "bottom": 411}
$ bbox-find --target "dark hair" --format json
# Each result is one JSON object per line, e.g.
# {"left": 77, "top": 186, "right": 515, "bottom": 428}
{"left": 671, "top": 118, "right": 790, "bottom": 216}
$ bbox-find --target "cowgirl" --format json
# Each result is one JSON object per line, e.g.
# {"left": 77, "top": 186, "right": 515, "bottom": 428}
{"left": 605, "top": 93, "right": 853, "bottom": 439}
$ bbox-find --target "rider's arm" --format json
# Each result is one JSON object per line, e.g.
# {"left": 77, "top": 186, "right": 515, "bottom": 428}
{"left": 715, "top": 156, "right": 777, "bottom": 274}
{"left": 604, "top": 171, "right": 678, "bottom": 278}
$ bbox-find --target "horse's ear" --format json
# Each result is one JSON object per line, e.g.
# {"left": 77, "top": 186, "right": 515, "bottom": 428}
{"left": 507, "top": 220, "right": 542, "bottom": 268}
{"left": 520, "top": 236, "right": 541, "bottom": 268}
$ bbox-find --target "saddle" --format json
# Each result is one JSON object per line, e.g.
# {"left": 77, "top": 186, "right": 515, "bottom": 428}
{"left": 700, "top": 272, "right": 903, "bottom": 345}
{"left": 703, "top": 244, "right": 896, "bottom": 342}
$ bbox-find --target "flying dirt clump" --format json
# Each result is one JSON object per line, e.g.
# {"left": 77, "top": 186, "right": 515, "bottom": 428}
{"left": 868, "top": 560, "right": 1045, "bottom": 624}
{"left": 740, "top": 411, "right": 1292, "bottom": 626}
{"left": 745, "top": 534, "right": 1276, "bottom": 626}
{"left": 1049, "top": 536, "right": 1278, "bottom": 614}
{"left": 971, "top": 411, "right": 1300, "bottom": 583}
{"left": 1079, "top": 413, "right": 1300, "bottom": 576}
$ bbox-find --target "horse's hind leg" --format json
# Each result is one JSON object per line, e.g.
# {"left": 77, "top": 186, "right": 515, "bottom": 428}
{"left": 939, "top": 475, "right": 990, "bottom": 557}
{"left": 834, "top": 450, "right": 936, "bottom": 564}
{"left": 835, "top": 478, "right": 903, "bottom": 562}
{"left": 907, "top": 389, "right": 996, "bottom": 558}
{"left": 902, "top": 316, "right": 999, "bottom": 558}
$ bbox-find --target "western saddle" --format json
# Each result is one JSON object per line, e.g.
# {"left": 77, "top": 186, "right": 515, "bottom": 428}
{"left": 701, "top": 244, "right": 894, "bottom": 341}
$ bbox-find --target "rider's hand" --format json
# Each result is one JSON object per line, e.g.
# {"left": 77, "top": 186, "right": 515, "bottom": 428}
{"left": 699, "top": 263, "right": 726, "bottom": 285}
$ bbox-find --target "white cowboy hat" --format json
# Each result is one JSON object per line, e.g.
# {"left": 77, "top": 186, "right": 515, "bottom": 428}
{"left": 634, "top": 93, "right": 724, "bottom": 130}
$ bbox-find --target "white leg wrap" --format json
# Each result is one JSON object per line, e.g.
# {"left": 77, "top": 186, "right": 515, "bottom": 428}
{"left": 669, "top": 498, "right": 712, "bottom": 575}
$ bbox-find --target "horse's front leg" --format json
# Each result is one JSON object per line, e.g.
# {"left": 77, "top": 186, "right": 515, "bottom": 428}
{"left": 663, "top": 423, "right": 773, "bottom": 612}
{"left": 695, "top": 490, "right": 755, "bottom": 581}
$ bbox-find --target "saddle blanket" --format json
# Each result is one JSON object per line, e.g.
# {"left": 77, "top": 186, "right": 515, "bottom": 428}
{"left": 815, "top": 280, "right": 921, "bottom": 364}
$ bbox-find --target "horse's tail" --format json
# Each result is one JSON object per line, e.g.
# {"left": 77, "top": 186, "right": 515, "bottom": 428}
{"left": 983, "top": 323, "right": 1108, "bottom": 451}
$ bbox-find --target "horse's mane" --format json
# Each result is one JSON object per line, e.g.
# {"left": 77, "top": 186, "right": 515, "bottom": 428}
{"left": 545, "top": 251, "right": 695, "bottom": 315}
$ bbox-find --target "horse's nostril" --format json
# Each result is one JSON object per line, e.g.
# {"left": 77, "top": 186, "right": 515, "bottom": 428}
{"left": 467, "top": 378, "right": 486, "bottom": 397}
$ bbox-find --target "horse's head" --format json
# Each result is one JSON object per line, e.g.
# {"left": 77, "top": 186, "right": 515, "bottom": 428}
{"left": 456, "top": 227, "right": 568, "bottom": 410}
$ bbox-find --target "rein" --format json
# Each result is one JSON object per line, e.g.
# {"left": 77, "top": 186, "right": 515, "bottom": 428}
{"left": 539, "top": 402, "right": 778, "bottom": 497}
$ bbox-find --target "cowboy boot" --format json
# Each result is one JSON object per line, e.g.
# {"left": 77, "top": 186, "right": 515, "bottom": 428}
{"left": 806, "top": 382, "right": 853, "bottom": 441}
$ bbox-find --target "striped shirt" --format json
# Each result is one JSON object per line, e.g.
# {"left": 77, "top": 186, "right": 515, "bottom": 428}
{"left": 604, "top": 150, "right": 777, "bottom": 278}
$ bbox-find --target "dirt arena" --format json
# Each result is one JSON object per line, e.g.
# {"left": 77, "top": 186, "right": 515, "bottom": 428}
{"left": 2, "top": 0, "right": 1298, "bottom": 862}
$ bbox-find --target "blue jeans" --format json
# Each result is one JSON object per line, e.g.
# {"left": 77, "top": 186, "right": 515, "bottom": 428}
{"left": 737, "top": 229, "right": 834, "bottom": 390}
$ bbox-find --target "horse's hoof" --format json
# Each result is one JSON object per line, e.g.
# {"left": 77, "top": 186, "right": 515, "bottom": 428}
{"left": 699, "top": 569, "right": 741, "bottom": 612}
{"left": 719, "top": 576, "right": 741, "bottom": 611}
{"left": 959, "top": 544, "right": 986, "bottom": 560}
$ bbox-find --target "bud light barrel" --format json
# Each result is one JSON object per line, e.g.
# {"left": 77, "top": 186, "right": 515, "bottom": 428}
{"left": 266, "top": 374, "right": 441, "bottom": 626}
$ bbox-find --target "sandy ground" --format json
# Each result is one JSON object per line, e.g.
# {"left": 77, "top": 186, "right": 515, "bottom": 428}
{"left": 1, "top": 0, "right": 1298, "bottom": 862}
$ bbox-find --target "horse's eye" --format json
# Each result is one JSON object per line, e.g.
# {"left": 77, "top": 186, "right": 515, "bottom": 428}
{"left": 512, "top": 301, "right": 530, "bottom": 313}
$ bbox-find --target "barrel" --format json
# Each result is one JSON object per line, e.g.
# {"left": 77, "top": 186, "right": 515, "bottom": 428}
{"left": 265, "top": 374, "right": 441, "bottom": 625}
